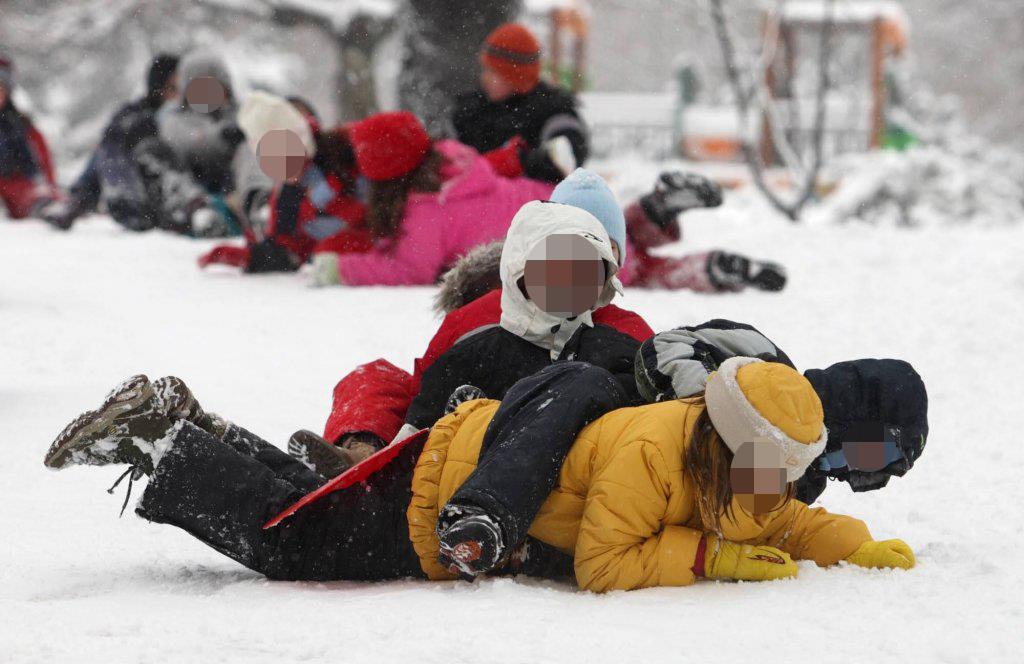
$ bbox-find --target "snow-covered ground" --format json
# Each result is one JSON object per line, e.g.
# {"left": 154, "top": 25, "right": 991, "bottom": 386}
{"left": 2, "top": 196, "right": 1023, "bottom": 663}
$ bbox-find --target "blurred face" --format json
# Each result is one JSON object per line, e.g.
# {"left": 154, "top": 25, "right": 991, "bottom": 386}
{"left": 729, "top": 440, "right": 788, "bottom": 515}
{"left": 257, "top": 129, "right": 308, "bottom": 183}
{"left": 841, "top": 422, "right": 903, "bottom": 473}
{"left": 0, "top": 84, "right": 9, "bottom": 108}
{"left": 480, "top": 65, "right": 514, "bottom": 102}
{"left": 184, "top": 76, "right": 227, "bottom": 113}
{"left": 523, "top": 234, "right": 607, "bottom": 318}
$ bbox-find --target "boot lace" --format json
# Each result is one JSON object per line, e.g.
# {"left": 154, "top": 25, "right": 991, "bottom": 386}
{"left": 106, "top": 466, "right": 145, "bottom": 517}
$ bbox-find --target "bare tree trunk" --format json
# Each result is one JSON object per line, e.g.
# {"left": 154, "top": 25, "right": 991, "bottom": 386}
{"left": 270, "top": 6, "right": 394, "bottom": 123}
{"left": 398, "top": 0, "right": 521, "bottom": 136}
{"left": 708, "top": 0, "right": 835, "bottom": 221}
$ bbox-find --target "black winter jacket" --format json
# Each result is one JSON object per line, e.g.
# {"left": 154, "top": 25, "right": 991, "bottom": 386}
{"left": 102, "top": 98, "right": 162, "bottom": 154}
{"left": 451, "top": 82, "right": 589, "bottom": 183}
{"left": 405, "top": 322, "right": 641, "bottom": 430}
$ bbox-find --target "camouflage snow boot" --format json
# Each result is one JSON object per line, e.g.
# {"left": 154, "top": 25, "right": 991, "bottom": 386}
{"left": 152, "top": 375, "right": 228, "bottom": 438}
{"left": 43, "top": 375, "right": 174, "bottom": 474}
{"left": 287, "top": 430, "right": 383, "bottom": 479}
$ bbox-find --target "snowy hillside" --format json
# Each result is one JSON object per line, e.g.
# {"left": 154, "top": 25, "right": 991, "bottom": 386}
{"left": 2, "top": 186, "right": 1023, "bottom": 662}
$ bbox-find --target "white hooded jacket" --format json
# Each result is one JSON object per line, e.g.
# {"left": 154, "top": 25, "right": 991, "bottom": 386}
{"left": 499, "top": 200, "right": 623, "bottom": 360}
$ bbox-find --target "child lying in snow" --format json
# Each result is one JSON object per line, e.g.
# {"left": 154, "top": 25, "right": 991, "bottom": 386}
{"left": 198, "top": 92, "right": 371, "bottom": 273}
{"left": 43, "top": 358, "right": 914, "bottom": 591}
{"left": 432, "top": 333, "right": 928, "bottom": 577}
{"left": 302, "top": 112, "right": 783, "bottom": 291}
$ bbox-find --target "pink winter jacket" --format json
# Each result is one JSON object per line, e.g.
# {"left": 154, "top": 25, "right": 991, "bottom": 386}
{"left": 336, "top": 140, "right": 554, "bottom": 286}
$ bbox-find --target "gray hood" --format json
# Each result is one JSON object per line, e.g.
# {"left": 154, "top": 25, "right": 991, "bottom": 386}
{"left": 499, "top": 200, "right": 623, "bottom": 359}
{"left": 178, "top": 50, "right": 233, "bottom": 93}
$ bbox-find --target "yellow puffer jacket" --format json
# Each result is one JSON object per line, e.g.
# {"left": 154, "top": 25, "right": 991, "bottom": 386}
{"left": 407, "top": 398, "right": 873, "bottom": 592}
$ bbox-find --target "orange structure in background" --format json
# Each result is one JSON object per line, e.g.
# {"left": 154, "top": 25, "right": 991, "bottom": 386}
{"left": 761, "top": 1, "right": 908, "bottom": 164}
{"left": 547, "top": 3, "right": 590, "bottom": 92}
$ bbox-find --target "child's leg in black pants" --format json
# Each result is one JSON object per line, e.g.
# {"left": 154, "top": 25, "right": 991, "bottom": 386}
{"left": 136, "top": 421, "right": 423, "bottom": 581}
{"left": 443, "top": 362, "right": 630, "bottom": 548}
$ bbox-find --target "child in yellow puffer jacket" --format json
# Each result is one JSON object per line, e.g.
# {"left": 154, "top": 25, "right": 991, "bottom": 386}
{"left": 415, "top": 357, "right": 915, "bottom": 591}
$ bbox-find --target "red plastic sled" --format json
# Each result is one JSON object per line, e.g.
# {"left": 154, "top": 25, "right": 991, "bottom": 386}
{"left": 263, "top": 428, "right": 429, "bottom": 530}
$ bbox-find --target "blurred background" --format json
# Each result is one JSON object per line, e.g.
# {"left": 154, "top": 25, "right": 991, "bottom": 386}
{"left": 2, "top": 0, "right": 1022, "bottom": 225}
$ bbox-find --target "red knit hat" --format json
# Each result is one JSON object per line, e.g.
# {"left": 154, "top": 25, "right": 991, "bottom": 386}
{"left": 348, "top": 111, "right": 431, "bottom": 181}
{"left": 480, "top": 23, "right": 541, "bottom": 94}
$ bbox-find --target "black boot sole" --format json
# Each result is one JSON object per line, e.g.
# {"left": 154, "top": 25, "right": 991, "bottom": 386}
{"left": 44, "top": 375, "right": 152, "bottom": 470}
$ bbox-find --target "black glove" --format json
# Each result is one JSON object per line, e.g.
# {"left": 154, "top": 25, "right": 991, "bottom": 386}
{"left": 640, "top": 171, "right": 724, "bottom": 228}
{"left": 245, "top": 238, "right": 300, "bottom": 273}
{"left": 707, "top": 251, "right": 787, "bottom": 292}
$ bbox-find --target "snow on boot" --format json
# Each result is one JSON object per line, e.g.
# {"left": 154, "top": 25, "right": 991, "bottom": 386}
{"left": 437, "top": 506, "right": 506, "bottom": 579}
{"left": 444, "top": 385, "right": 487, "bottom": 415}
{"left": 287, "top": 429, "right": 360, "bottom": 478}
{"left": 43, "top": 375, "right": 174, "bottom": 474}
{"left": 707, "top": 251, "right": 788, "bottom": 292}
{"left": 152, "top": 375, "right": 226, "bottom": 438}
{"left": 640, "top": 171, "right": 724, "bottom": 228}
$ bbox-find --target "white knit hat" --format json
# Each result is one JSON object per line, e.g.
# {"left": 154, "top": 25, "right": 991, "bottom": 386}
{"left": 238, "top": 91, "right": 316, "bottom": 158}
{"left": 704, "top": 356, "right": 828, "bottom": 482}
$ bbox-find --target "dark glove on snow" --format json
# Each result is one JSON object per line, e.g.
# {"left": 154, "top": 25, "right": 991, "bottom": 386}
{"left": 640, "top": 171, "right": 724, "bottom": 229}
{"left": 245, "top": 238, "right": 301, "bottom": 273}
{"left": 707, "top": 251, "right": 787, "bottom": 292}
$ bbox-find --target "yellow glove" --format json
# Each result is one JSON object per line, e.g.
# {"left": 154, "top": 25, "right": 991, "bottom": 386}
{"left": 704, "top": 536, "right": 798, "bottom": 582}
{"left": 845, "top": 539, "right": 916, "bottom": 570}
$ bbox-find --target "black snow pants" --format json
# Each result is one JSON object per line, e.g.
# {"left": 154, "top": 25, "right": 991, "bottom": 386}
{"left": 136, "top": 421, "right": 425, "bottom": 581}
{"left": 444, "top": 362, "right": 634, "bottom": 550}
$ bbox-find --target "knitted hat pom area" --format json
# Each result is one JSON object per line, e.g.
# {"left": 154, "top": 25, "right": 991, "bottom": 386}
{"left": 480, "top": 23, "right": 542, "bottom": 94}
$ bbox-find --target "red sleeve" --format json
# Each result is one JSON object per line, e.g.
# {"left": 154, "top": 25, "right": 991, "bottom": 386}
{"left": 323, "top": 359, "right": 416, "bottom": 444}
{"left": 25, "top": 122, "right": 57, "bottom": 188}
{"left": 592, "top": 304, "right": 654, "bottom": 342}
{"left": 411, "top": 289, "right": 503, "bottom": 394}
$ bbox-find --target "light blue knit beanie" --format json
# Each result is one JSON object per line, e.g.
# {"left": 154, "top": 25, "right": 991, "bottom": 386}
{"left": 549, "top": 168, "right": 627, "bottom": 265}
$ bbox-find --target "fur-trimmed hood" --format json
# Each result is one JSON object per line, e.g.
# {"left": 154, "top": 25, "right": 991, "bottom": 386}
{"left": 498, "top": 200, "right": 622, "bottom": 359}
{"left": 434, "top": 240, "right": 504, "bottom": 315}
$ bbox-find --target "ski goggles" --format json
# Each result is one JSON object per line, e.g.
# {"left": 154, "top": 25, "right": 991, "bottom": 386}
{"left": 817, "top": 423, "right": 906, "bottom": 473}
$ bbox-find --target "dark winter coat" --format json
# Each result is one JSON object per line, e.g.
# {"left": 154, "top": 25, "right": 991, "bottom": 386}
{"left": 451, "top": 82, "right": 589, "bottom": 183}
{"left": 404, "top": 322, "right": 643, "bottom": 430}
{"left": 157, "top": 102, "right": 242, "bottom": 194}
{"left": 322, "top": 292, "right": 653, "bottom": 444}
{"left": 0, "top": 102, "right": 54, "bottom": 183}
{"left": 102, "top": 98, "right": 163, "bottom": 154}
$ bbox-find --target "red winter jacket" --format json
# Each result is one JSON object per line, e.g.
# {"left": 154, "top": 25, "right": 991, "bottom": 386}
{"left": 266, "top": 170, "right": 371, "bottom": 263}
{"left": 322, "top": 288, "right": 653, "bottom": 443}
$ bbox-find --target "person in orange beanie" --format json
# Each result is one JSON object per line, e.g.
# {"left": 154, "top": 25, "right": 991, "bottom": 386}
{"left": 451, "top": 22, "right": 588, "bottom": 184}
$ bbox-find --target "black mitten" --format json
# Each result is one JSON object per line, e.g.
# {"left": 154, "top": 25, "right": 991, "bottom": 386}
{"left": 245, "top": 238, "right": 300, "bottom": 273}
{"left": 640, "top": 171, "right": 724, "bottom": 228}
